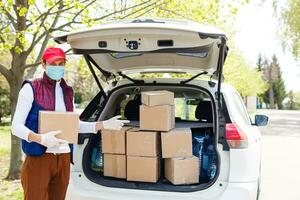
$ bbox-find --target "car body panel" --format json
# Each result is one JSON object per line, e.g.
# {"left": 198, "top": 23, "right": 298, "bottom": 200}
{"left": 68, "top": 78, "right": 260, "bottom": 200}
{"left": 54, "top": 19, "right": 227, "bottom": 75}
{"left": 55, "top": 18, "right": 260, "bottom": 200}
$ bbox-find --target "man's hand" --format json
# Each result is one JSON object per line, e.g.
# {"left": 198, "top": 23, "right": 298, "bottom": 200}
{"left": 40, "top": 130, "right": 68, "bottom": 148}
{"left": 102, "top": 115, "right": 130, "bottom": 130}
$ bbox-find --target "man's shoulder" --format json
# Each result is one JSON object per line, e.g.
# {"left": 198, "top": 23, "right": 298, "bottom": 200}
{"left": 21, "top": 78, "right": 44, "bottom": 93}
{"left": 23, "top": 77, "right": 42, "bottom": 84}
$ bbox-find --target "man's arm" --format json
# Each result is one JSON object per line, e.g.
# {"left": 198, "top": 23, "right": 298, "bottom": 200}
{"left": 11, "top": 83, "right": 41, "bottom": 143}
{"left": 78, "top": 120, "right": 103, "bottom": 133}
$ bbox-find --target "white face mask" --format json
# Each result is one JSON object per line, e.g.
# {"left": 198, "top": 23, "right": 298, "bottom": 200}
{"left": 45, "top": 66, "right": 65, "bottom": 80}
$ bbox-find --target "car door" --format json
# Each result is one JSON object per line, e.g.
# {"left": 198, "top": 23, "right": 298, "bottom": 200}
{"left": 225, "top": 89, "right": 261, "bottom": 182}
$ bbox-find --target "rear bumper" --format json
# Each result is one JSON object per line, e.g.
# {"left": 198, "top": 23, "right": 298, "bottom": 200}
{"left": 219, "top": 182, "right": 258, "bottom": 200}
{"left": 66, "top": 175, "right": 257, "bottom": 200}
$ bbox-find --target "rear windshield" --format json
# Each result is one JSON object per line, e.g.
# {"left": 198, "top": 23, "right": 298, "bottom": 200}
{"left": 118, "top": 89, "right": 212, "bottom": 122}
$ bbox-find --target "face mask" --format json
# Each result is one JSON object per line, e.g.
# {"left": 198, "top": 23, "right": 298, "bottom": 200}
{"left": 45, "top": 65, "right": 65, "bottom": 80}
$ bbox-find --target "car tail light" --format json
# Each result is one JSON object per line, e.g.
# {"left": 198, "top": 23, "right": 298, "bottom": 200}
{"left": 225, "top": 123, "right": 248, "bottom": 149}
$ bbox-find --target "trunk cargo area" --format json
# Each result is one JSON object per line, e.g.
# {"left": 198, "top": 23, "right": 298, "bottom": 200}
{"left": 81, "top": 84, "right": 219, "bottom": 192}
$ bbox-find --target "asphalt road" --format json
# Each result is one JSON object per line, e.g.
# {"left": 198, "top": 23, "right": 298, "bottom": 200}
{"left": 256, "top": 110, "right": 300, "bottom": 200}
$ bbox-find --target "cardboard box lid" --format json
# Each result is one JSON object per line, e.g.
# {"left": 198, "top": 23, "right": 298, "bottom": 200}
{"left": 139, "top": 105, "right": 175, "bottom": 132}
{"left": 127, "top": 156, "right": 160, "bottom": 183}
{"left": 101, "top": 127, "right": 132, "bottom": 154}
{"left": 165, "top": 156, "right": 199, "bottom": 185}
{"left": 38, "top": 111, "right": 79, "bottom": 144}
{"left": 126, "top": 128, "right": 160, "bottom": 157}
{"left": 141, "top": 90, "right": 174, "bottom": 106}
{"left": 161, "top": 128, "right": 192, "bottom": 158}
{"left": 104, "top": 154, "right": 126, "bottom": 179}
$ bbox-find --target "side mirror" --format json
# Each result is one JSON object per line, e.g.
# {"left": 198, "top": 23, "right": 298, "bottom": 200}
{"left": 254, "top": 115, "right": 268, "bottom": 126}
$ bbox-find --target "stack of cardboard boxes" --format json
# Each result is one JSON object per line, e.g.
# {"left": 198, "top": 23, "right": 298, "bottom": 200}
{"left": 162, "top": 128, "right": 199, "bottom": 185}
{"left": 140, "top": 90, "right": 175, "bottom": 131}
{"left": 101, "top": 90, "right": 199, "bottom": 185}
{"left": 102, "top": 127, "right": 131, "bottom": 179}
{"left": 126, "top": 128, "right": 160, "bottom": 182}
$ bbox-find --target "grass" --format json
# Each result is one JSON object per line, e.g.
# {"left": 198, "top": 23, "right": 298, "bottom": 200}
{"left": 0, "top": 124, "right": 23, "bottom": 200}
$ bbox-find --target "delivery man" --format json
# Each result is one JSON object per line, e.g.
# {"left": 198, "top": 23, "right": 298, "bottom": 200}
{"left": 11, "top": 47, "right": 129, "bottom": 200}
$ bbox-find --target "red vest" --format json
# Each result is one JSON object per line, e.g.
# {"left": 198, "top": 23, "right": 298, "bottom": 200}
{"left": 22, "top": 72, "right": 74, "bottom": 159}
{"left": 29, "top": 72, "right": 73, "bottom": 112}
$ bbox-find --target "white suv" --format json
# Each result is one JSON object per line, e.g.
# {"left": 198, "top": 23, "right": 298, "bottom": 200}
{"left": 54, "top": 18, "right": 268, "bottom": 200}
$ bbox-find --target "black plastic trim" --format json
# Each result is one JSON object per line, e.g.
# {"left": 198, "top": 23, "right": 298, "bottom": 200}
{"left": 198, "top": 32, "right": 227, "bottom": 40}
{"left": 157, "top": 40, "right": 174, "bottom": 47}
{"left": 83, "top": 55, "right": 106, "bottom": 95}
{"left": 78, "top": 133, "right": 91, "bottom": 145}
{"left": 54, "top": 35, "right": 67, "bottom": 44}
{"left": 180, "top": 71, "right": 208, "bottom": 84}
{"left": 72, "top": 44, "right": 212, "bottom": 54}
{"left": 85, "top": 55, "right": 113, "bottom": 80}
{"left": 117, "top": 72, "right": 144, "bottom": 84}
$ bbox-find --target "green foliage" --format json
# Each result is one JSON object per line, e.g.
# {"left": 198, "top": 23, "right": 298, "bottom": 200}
{"left": 131, "top": 0, "right": 265, "bottom": 97}
{"left": 135, "top": 0, "right": 248, "bottom": 30}
{"left": 65, "top": 57, "right": 100, "bottom": 107}
{"left": 273, "top": 72, "right": 286, "bottom": 109}
{"left": 0, "top": 50, "right": 11, "bottom": 122}
{"left": 285, "top": 91, "right": 300, "bottom": 110}
{"left": 223, "top": 50, "right": 267, "bottom": 96}
{"left": 276, "top": 0, "right": 300, "bottom": 58}
{"left": 258, "top": 55, "right": 286, "bottom": 108}
{"left": 0, "top": 77, "right": 10, "bottom": 122}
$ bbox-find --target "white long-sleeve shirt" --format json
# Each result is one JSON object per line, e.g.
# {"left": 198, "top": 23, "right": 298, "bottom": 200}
{"left": 11, "top": 81, "right": 97, "bottom": 153}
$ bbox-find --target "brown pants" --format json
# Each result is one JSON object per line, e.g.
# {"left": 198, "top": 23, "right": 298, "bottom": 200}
{"left": 21, "top": 153, "right": 70, "bottom": 200}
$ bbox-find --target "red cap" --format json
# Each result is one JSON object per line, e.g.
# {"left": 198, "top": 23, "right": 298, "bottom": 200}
{"left": 42, "top": 47, "right": 66, "bottom": 64}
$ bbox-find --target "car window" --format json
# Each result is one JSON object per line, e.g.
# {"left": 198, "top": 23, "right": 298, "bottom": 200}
{"left": 175, "top": 97, "right": 198, "bottom": 121}
{"left": 118, "top": 91, "right": 211, "bottom": 122}
{"left": 231, "top": 92, "right": 251, "bottom": 125}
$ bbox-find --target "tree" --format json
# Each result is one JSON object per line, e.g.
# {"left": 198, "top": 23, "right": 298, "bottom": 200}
{"left": 273, "top": 59, "right": 286, "bottom": 109}
{"left": 275, "top": 0, "right": 300, "bottom": 58}
{"left": 256, "top": 54, "right": 269, "bottom": 108}
{"left": 65, "top": 56, "right": 101, "bottom": 107}
{"left": 262, "top": 55, "right": 286, "bottom": 109}
{"left": 223, "top": 50, "right": 267, "bottom": 97}
{"left": 0, "top": 0, "right": 164, "bottom": 180}
{"left": 0, "top": 50, "right": 11, "bottom": 123}
{"left": 137, "top": 0, "right": 249, "bottom": 30}
{"left": 0, "top": 75, "right": 10, "bottom": 123}
{"left": 286, "top": 91, "right": 300, "bottom": 110}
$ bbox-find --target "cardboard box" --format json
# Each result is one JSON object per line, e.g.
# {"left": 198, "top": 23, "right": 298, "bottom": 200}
{"left": 165, "top": 156, "right": 199, "bottom": 185}
{"left": 101, "top": 127, "right": 132, "bottom": 154}
{"left": 127, "top": 156, "right": 160, "bottom": 183}
{"left": 161, "top": 128, "right": 192, "bottom": 158}
{"left": 127, "top": 128, "right": 160, "bottom": 157}
{"left": 141, "top": 90, "right": 174, "bottom": 106}
{"left": 39, "top": 111, "right": 79, "bottom": 144}
{"left": 104, "top": 154, "right": 126, "bottom": 179}
{"left": 140, "top": 105, "right": 175, "bottom": 131}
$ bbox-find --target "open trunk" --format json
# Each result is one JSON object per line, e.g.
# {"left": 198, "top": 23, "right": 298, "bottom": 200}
{"left": 79, "top": 83, "right": 220, "bottom": 192}
{"left": 54, "top": 18, "right": 229, "bottom": 192}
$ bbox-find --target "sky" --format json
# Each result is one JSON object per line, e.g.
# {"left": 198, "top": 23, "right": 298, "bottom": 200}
{"left": 233, "top": 0, "right": 300, "bottom": 92}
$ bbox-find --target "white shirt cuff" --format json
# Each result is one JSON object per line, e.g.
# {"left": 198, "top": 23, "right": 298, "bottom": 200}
{"left": 79, "top": 121, "right": 97, "bottom": 133}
